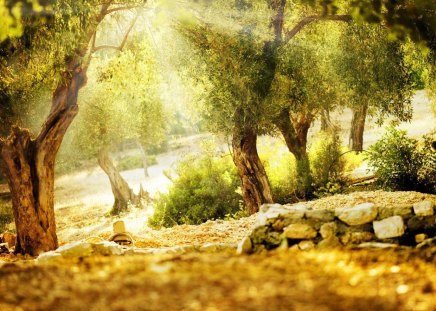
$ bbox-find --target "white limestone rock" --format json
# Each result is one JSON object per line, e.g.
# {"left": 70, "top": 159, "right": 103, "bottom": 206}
{"left": 284, "top": 223, "right": 317, "bottom": 240}
{"left": 335, "top": 203, "right": 378, "bottom": 226}
{"left": 56, "top": 241, "right": 94, "bottom": 257}
{"left": 413, "top": 201, "right": 434, "bottom": 216}
{"left": 373, "top": 216, "right": 405, "bottom": 239}
{"left": 257, "top": 203, "right": 306, "bottom": 226}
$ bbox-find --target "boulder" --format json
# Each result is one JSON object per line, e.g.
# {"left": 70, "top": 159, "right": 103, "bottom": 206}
{"left": 413, "top": 201, "right": 434, "bottom": 216}
{"left": 284, "top": 223, "right": 317, "bottom": 240}
{"left": 257, "top": 204, "right": 306, "bottom": 227}
{"left": 373, "top": 216, "right": 405, "bottom": 239}
{"left": 335, "top": 203, "right": 378, "bottom": 226}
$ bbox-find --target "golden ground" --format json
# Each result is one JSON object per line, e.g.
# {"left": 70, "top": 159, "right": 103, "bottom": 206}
{"left": 0, "top": 191, "right": 435, "bottom": 311}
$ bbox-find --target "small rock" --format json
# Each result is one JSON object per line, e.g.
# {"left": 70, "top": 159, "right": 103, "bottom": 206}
{"left": 373, "top": 216, "right": 405, "bottom": 239}
{"left": 341, "top": 231, "right": 375, "bottom": 245}
{"left": 413, "top": 201, "right": 434, "bottom": 216}
{"left": 320, "top": 222, "right": 337, "bottom": 239}
{"left": 237, "top": 237, "right": 252, "bottom": 255}
{"left": 335, "top": 203, "right": 378, "bottom": 226}
{"left": 284, "top": 223, "right": 317, "bottom": 240}
{"left": 298, "top": 240, "right": 315, "bottom": 251}
{"left": 415, "top": 234, "right": 428, "bottom": 244}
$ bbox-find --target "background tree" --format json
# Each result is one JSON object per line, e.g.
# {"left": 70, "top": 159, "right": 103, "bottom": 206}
{"left": 337, "top": 24, "right": 415, "bottom": 151}
{"left": 66, "top": 37, "right": 166, "bottom": 215}
{"left": 177, "top": 0, "right": 276, "bottom": 214}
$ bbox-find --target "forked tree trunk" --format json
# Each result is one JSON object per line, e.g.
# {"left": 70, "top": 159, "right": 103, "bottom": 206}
{"left": 232, "top": 125, "right": 273, "bottom": 215}
{"left": 0, "top": 55, "right": 86, "bottom": 255}
{"left": 274, "top": 109, "right": 313, "bottom": 199}
{"left": 98, "top": 148, "right": 140, "bottom": 215}
{"left": 0, "top": 4, "right": 112, "bottom": 255}
{"left": 349, "top": 104, "right": 368, "bottom": 151}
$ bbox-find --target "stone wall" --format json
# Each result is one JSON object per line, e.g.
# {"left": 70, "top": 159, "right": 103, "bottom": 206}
{"left": 237, "top": 200, "right": 436, "bottom": 254}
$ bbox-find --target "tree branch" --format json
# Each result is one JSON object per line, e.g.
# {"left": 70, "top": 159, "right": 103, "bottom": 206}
{"left": 92, "top": 10, "right": 140, "bottom": 54}
{"left": 285, "top": 14, "right": 352, "bottom": 43}
{"left": 106, "top": 5, "right": 142, "bottom": 15}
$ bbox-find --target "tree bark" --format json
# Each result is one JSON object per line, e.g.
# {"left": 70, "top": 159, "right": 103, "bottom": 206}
{"left": 98, "top": 148, "right": 139, "bottom": 215}
{"left": 232, "top": 125, "right": 273, "bottom": 215}
{"left": 274, "top": 109, "right": 313, "bottom": 199}
{"left": 349, "top": 104, "right": 368, "bottom": 151}
{"left": 0, "top": 54, "right": 86, "bottom": 255}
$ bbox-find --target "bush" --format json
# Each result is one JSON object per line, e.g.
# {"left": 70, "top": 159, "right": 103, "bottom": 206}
{"left": 148, "top": 146, "right": 242, "bottom": 228}
{"left": 258, "top": 138, "right": 298, "bottom": 204}
{"left": 309, "top": 128, "right": 347, "bottom": 197}
{"left": 366, "top": 127, "right": 435, "bottom": 193}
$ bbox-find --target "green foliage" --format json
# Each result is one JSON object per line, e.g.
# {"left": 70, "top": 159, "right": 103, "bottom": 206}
{"left": 367, "top": 127, "right": 436, "bottom": 193}
{"left": 258, "top": 138, "right": 297, "bottom": 204}
{"left": 0, "top": 199, "right": 13, "bottom": 232}
{"left": 308, "top": 128, "right": 348, "bottom": 198}
{"left": 60, "top": 36, "right": 167, "bottom": 165}
{"left": 337, "top": 24, "right": 415, "bottom": 124}
{"left": 309, "top": 128, "right": 346, "bottom": 188}
{"left": 148, "top": 144, "right": 242, "bottom": 228}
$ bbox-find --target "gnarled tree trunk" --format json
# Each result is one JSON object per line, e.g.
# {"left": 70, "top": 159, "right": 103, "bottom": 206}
{"left": 349, "top": 103, "right": 368, "bottom": 151}
{"left": 274, "top": 109, "right": 313, "bottom": 199}
{"left": 232, "top": 125, "right": 273, "bottom": 215}
{"left": 0, "top": 3, "right": 115, "bottom": 255}
{"left": 98, "top": 148, "right": 140, "bottom": 215}
{"left": 0, "top": 55, "right": 86, "bottom": 255}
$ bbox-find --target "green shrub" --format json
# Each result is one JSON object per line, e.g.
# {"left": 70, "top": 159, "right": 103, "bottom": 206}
{"left": 366, "top": 127, "right": 435, "bottom": 193}
{"left": 259, "top": 138, "right": 298, "bottom": 204}
{"left": 309, "top": 128, "right": 347, "bottom": 197}
{"left": 148, "top": 146, "right": 242, "bottom": 228}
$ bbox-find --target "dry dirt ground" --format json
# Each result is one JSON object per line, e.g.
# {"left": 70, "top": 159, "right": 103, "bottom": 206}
{"left": 1, "top": 191, "right": 435, "bottom": 311}
{"left": 0, "top": 92, "right": 434, "bottom": 310}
